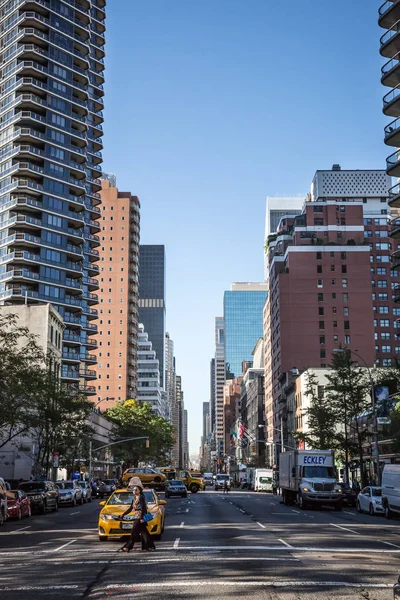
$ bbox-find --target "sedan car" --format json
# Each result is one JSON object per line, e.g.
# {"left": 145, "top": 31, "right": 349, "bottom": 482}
{"left": 98, "top": 488, "right": 166, "bottom": 541}
{"left": 56, "top": 481, "right": 83, "bottom": 506}
{"left": 357, "top": 486, "right": 384, "bottom": 515}
{"left": 121, "top": 468, "right": 167, "bottom": 490}
{"left": 165, "top": 480, "right": 187, "bottom": 498}
{"left": 6, "top": 490, "right": 31, "bottom": 519}
{"left": 97, "top": 479, "right": 116, "bottom": 498}
{"left": 19, "top": 481, "right": 59, "bottom": 513}
{"left": 78, "top": 480, "right": 92, "bottom": 503}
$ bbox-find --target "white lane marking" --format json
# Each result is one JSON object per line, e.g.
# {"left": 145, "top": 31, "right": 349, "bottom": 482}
{"left": 185, "top": 508, "right": 189, "bottom": 513}
{"left": 278, "top": 538, "right": 293, "bottom": 548}
{"left": 383, "top": 541, "right": 400, "bottom": 549}
{"left": 54, "top": 539, "right": 76, "bottom": 552}
{"left": 0, "top": 586, "right": 79, "bottom": 591}
{"left": 239, "top": 509, "right": 245, "bottom": 513}
{"left": 180, "top": 522, "right": 184, "bottom": 528}
{"left": 343, "top": 511, "right": 355, "bottom": 516}
{"left": 101, "top": 582, "right": 390, "bottom": 591}
{"left": 257, "top": 522, "right": 266, "bottom": 529}
{"left": 269, "top": 502, "right": 276, "bottom": 506}
{"left": 330, "top": 523, "right": 360, "bottom": 535}
{"left": 229, "top": 501, "right": 233, "bottom": 504}
{"left": 173, "top": 538, "right": 180, "bottom": 549}
{"left": 1, "top": 545, "right": 400, "bottom": 556}
{"left": 292, "top": 510, "right": 300, "bottom": 514}
{"left": 69, "top": 511, "right": 80, "bottom": 516}
{"left": 11, "top": 526, "right": 31, "bottom": 533}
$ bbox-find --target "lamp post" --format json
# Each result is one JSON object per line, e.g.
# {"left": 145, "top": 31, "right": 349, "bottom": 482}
{"left": 89, "top": 436, "right": 149, "bottom": 481}
{"left": 92, "top": 396, "right": 115, "bottom": 410}
{"left": 333, "top": 348, "right": 381, "bottom": 486}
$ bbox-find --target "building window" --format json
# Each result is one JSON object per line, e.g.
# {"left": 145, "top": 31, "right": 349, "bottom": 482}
{"left": 317, "top": 265, "right": 322, "bottom": 274}
{"left": 382, "top": 345, "right": 392, "bottom": 353}
{"left": 332, "top": 293, "right": 336, "bottom": 299}
{"left": 344, "top": 307, "right": 349, "bottom": 316}
{"left": 343, "top": 293, "right": 348, "bottom": 302}
{"left": 331, "top": 279, "right": 336, "bottom": 285}
{"left": 317, "top": 279, "right": 323, "bottom": 288}
{"left": 342, "top": 279, "right": 348, "bottom": 288}
{"left": 316, "top": 252, "right": 322, "bottom": 260}
{"left": 320, "top": 350, "right": 326, "bottom": 359}
{"left": 334, "top": 335, "right": 338, "bottom": 342}
{"left": 381, "top": 333, "right": 391, "bottom": 340}
{"left": 333, "top": 306, "right": 337, "bottom": 314}
{"left": 379, "top": 306, "right": 389, "bottom": 314}
{"left": 344, "top": 321, "right": 350, "bottom": 330}
{"left": 320, "top": 336, "right": 325, "bottom": 344}
{"left": 318, "top": 293, "right": 324, "bottom": 301}
{"left": 344, "top": 335, "right": 351, "bottom": 344}
{"left": 333, "top": 321, "right": 338, "bottom": 328}
{"left": 341, "top": 265, "right": 347, "bottom": 274}
{"left": 380, "top": 319, "right": 390, "bottom": 327}
{"left": 319, "top": 321, "right": 325, "bottom": 330}
{"left": 318, "top": 307, "right": 324, "bottom": 316}
{"left": 331, "top": 265, "right": 335, "bottom": 272}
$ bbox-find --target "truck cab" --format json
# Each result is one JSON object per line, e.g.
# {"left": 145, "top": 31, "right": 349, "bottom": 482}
{"left": 177, "top": 470, "right": 204, "bottom": 494}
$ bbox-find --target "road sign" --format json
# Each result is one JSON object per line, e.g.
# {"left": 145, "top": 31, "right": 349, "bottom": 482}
{"left": 52, "top": 452, "right": 60, "bottom": 468}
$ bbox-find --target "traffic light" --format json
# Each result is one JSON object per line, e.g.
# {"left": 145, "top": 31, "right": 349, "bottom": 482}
{"left": 145, "top": 439, "right": 150, "bottom": 449}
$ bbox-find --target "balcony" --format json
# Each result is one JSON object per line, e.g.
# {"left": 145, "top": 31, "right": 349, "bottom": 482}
{"left": 62, "top": 350, "right": 81, "bottom": 363}
{"left": 382, "top": 52, "right": 400, "bottom": 88}
{"left": 379, "top": 1, "right": 400, "bottom": 29}
{"left": 79, "top": 385, "right": 96, "bottom": 395}
{"left": 61, "top": 367, "right": 80, "bottom": 380}
{"left": 63, "top": 331, "right": 82, "bottom": 345}
{"left": 383, "top": 84, "right": 400, "bottom": 117}
{"left": 387, "top": 148, "right": 400, "bottom": 176}
{"left": 388, "top": 182, "right": 400, "bottom": 208}
{"left": 80, "top": 369, "right": 97, "bottom": 379}
{"left": 391, "top": 217, "right": 400, "bottom": 239}
{"left": 384, "top": 117, "right": 400, "bottom": 147}
{"left": 81, "top": 353, "right": 97, "bottom": 364}
{"left": 380, "top": 20, "right": 400, "bottom": 58}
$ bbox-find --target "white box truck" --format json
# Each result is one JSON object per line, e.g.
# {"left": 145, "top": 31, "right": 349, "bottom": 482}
{"left": 279, "top": 449, "right": 342, "bottom": 510}
{"left": 254, "top": 468, "right": 274, "bottom": 492}
{"left": 382, "top": 463, "right": 400, "bottom": 518}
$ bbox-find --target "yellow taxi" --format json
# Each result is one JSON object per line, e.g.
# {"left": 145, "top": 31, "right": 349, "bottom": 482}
{"left": 98, "top": 488, "right": 166, "bottom": 541}
{"left": 121, "top": 467, "right": 167, "bottom": 489}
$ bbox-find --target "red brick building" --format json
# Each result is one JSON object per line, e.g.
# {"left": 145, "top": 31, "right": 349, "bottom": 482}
{"left": 263, "top": 167, "right": 399, "bottom": 465}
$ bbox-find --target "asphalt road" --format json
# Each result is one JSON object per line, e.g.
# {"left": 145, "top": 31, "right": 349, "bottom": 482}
{"left": 0, "top": 490, "right": 399, "bottom": 599}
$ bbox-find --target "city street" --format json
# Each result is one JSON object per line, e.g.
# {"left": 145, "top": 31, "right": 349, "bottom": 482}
{"left": 0, "top": 490, "right": 399, "bottom": 599}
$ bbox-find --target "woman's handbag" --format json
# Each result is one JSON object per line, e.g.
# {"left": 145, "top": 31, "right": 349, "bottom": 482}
{"left": 143, "top": 512, "right": 154, "bottom": 522}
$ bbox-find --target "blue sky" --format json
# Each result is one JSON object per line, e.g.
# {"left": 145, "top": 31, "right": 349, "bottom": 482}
{"left": 103, "top": 0, "right": 387, "bottom": 453}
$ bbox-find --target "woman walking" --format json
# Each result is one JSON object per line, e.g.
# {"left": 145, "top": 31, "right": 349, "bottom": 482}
{"left": 120, "top": 483, "right": 155, "bottom": 553}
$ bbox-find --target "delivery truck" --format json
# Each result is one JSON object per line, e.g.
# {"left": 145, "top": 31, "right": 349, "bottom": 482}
{"left": 254, "top": 468, "right": 274, "bottom": 492}
{"left": 279, "top": 449, "right": 343, "bottom": 510}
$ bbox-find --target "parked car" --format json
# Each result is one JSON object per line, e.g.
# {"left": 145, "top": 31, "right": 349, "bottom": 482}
{"left": 6, "top": 490, "right": 31, "bottom": 519}
{"left": 78, "top": 480, "right": 92, "bottom": 503}
{"left": 165, "top": 480, "right": 187, "bottom": 498}
{"left": 56, "top": 480, "right": 83, "bottom": 506}
{"left": 382, "top": 464, "right": 400, "bottom": 518}
{"left": 241, "top": 478, "right": 248, "bottom": 489}
{"left": 19, "top": 480, "right": 59, "bottom": 513}
{"left": 340, "top": 482, "right": 357, "bottom": 507}
{"left": 97, "top": 480, "right": 116, "bottom": 498}
{"left": 357, "top": 486, "right": 384, "bottom": 515}
{"left": 0, "top": 477, "right": 8, "bottom": 525}
{"left": 98, "top": 487, "right": 166, "bottom": 541}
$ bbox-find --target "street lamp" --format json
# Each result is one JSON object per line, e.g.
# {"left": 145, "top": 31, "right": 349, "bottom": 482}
{"left": 333, "top": 348, "right": 381, "bottom": 486}
{"left": 88, "top": 436, "right": 149, "bottom": 481}
{"left": 92, "top": 396, "right": 115, "bottom": 410}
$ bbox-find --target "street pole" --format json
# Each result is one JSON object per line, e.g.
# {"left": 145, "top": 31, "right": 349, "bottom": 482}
{"left": 370, "top": 377, "right": 381, "bottom": 486}
{"left": 89, "top": 440, "right": 92, "bottom": 482}
{"left": 281, "top": 416, "right": 284, "bottom": 453}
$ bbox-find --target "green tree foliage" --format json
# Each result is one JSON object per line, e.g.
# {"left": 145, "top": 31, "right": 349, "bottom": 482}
{"left": 0, "top": 313, "right": 47, "bottom": 448}
{"left": 295, "top": 371, "right": 338, "bottom": 450}
{"left": 0, "top": 312, "right": 94, "bottom": 475}
{"left": 106, "top": 399, "right": 174, "bottom": 466}
{"left": 325, "top": 350, "right": 371, "bottom": 484}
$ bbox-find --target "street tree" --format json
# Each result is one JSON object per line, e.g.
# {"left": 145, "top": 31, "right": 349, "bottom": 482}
{"left": 295, "top": 371, "right": 338, "bottom": 450}
{"left": 0, "top": 313, "right": 47, "bottom": 449}
{"left": 106, "top": 399, "right": 174, "bottom": 466}
{"left": 325, "top": 350, "right": 371, "bottom": 485}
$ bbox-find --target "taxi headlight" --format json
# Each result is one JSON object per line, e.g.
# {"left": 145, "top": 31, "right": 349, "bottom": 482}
{"left": 100, "top": 514, "right": 115, "bottom": 520}
{"left": 302, "top": 487, "right": 310, "bottom": 492}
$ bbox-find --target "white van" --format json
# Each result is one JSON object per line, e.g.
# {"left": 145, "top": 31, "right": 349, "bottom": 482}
{"left": 0, "top": 477, "right": 8, "bottom": 525}
{"left": 381, "top": 464, "right": 400, "bottom": 518}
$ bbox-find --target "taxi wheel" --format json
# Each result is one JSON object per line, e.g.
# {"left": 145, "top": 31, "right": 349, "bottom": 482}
{"left": 369, "top": 503, "right": 375, "bottom": 516}
{"left": 99, "top": 535, "right": 108, "bottom": 541}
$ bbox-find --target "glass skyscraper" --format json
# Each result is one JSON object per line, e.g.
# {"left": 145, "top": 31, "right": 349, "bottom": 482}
{"left": 0, "top": 0, "right": 106, "bottom": 395}
{"left": 138, "top": 245, "right": 166, "bottom": 388}
{"left": 223, "top": 283, "right": 268, "bottom": 378}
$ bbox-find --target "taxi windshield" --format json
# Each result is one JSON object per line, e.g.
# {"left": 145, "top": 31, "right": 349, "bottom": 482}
{"left": 107, "top": 491, "right": 156, "bottom": 505}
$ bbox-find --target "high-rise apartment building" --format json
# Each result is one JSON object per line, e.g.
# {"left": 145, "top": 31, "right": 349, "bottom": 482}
{"left": 264, "top": 166, "right": 397, "bottom": 463}
{"left": 138, "top": 245, "right": 166, "bottom": 388}
{"left": 94, "top": 178, "right": 140, "bottom": 408}
{"left": 213, "top": 316, "right": 225, "bottom": 456}
{"left": 136, "top": 324, "right": 163, "bottom": 416}
{"left": 379, "top": 2, "right": 400, "bottom": 303}
{"left": 224, "top": 283, "right": 268, "bottom": 378}
{"left": 0, "top": 0, "right": 106, "bottom": 396}
{"left": 264, "top": 197, "right": 304, "bottom": 279}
